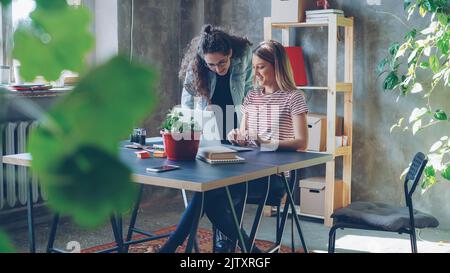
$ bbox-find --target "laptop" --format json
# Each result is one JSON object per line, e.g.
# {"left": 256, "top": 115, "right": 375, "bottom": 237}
{"left": 174, "top": 107, "right": 254, "bottom": 152}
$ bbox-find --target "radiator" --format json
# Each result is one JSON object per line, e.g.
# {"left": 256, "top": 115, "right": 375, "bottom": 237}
{"left": 1, "top": 121, "right": 47, "bottom": 210}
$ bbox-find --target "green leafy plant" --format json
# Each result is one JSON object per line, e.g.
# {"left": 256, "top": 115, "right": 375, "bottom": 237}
{"left": 377, "top": 0, "right": 449, "bottom": 191}
{"left": 0, "top": 0, "right": 159, "bottom": 251}
{"left": 13, "top": 0, "right": 94, "bottom": 81}
{"left": 28, "top": 56, "right": 158, "bottom": 226}
{"left": 0, "top": 230, "right": 14, "bottom": 253}
{"left": 160, "top": 109, "right": 201, "bottom": 134}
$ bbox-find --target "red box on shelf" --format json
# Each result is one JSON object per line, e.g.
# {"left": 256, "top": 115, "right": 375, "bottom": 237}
{"left": 285, "top": 46, "right": 308, "bottom": 86}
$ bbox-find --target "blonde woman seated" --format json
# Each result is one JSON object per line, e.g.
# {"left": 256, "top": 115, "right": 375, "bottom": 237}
{"left": 221, "top": 40, "right": 309, "bottom": 251}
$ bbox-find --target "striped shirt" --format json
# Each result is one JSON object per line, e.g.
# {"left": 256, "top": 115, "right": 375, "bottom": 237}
{"left": 241, "top": 88, "right": 308, "bottom": 141}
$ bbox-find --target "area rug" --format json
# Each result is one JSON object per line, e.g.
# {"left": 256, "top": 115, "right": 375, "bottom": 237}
{"left": 82, "top": 225, "right": 304, "bottom": 253}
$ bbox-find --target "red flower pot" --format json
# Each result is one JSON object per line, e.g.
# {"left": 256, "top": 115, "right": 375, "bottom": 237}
{"left": 162, "top": 131, "right": 201, "bottom": 161}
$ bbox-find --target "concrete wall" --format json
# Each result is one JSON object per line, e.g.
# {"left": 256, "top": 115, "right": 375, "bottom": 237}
{"left": 118, "top": 0, "right": 450, "bottom": 229}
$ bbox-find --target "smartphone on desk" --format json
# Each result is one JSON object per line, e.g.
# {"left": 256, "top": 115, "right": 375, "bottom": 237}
{"left": 146, "top": 164, "right": 180, "bottom": 173}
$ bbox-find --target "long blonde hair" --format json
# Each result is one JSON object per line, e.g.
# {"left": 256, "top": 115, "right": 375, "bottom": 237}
{"left": 252, "top": 40, "right": 297, "bottom": 92}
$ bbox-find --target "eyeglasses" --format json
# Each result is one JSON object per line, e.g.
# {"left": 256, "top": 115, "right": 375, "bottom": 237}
{"left": 205, "top": 55, "right": 230, "bottom": 70}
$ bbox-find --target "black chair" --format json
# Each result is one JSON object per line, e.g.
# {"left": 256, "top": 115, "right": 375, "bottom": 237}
{"left": 328, "top": 152, "right": 439, "bottom": 253}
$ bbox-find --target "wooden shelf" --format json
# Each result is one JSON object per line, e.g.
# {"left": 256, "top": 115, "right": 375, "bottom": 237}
{"left": 298, "top": 83, "right": 352, "bottom": 93}
{"left": 272, "top": 21, "right": 328, "bottom": 28}
{"left": 336, "top": 83, "right": 352, "bottom": 92}
{"left": 334, "top": 146, "right": 352, "bottom": 157}
{"left": 298, "top": 86, "right": 328, "bottom": 90}
{"left": 271, "top": 15, "right": 353, "bottom": 29}
{"left": 264, "top": 14, "right": 354, "bottom": 227}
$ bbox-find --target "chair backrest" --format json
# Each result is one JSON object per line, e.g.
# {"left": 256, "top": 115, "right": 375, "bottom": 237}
{"left": 404, "top": 152, "right": 428, "bottom": 207}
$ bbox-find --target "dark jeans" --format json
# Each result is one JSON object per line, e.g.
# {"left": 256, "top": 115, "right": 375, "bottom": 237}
{"left": 159, "top": 175, "right": 285, "bottom": 253}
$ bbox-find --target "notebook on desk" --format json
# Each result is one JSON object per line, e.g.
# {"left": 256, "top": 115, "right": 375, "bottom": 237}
{"left": 197, "top": 154, "right": 245, "bottom": 165}
{"left": 197, "top": 145, "right": 237, "bottom": 160}
{"left": 197, "top": 145, "right": 246, "bottom": 164}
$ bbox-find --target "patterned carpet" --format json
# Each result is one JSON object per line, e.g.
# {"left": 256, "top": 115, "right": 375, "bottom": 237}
{"left": 82, "top": 225, "right": 304, "bottom": 253}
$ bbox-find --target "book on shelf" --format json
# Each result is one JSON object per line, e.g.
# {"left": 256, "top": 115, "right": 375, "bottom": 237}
{"left": 197, "top": 154, "right": 246, "bottom": 165}
{"left": 305, "top": 9, "right": 343, "bottom": 15}
{"left": 305, "top": 18, "right": 329, "bottom": 23}
{"left": 197, "top": 146, "right": 237, "bottom": 160}
{"left": 10, "top": 84, "right": 52, "bottom": 91}
{"left": 306, "top": 14, "right": 343, "bottom": 19}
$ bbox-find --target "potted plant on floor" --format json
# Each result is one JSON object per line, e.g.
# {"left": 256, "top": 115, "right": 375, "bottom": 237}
{"left": 160, "top": 108, "right": 202, "bottom": 161}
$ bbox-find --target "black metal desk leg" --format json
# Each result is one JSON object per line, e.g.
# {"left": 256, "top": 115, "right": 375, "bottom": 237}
{"left": 248, "top": 177, "right": 270, "bottom": 252}
{"left": 46, "top": 214, "right": 60, "bottom": 253}
{"left": 281, "top": 173, "right": 308, "bottom": 253}
{"left": 185, "top": 192, "right": 204, "bottom": 253}
{"left": 110, "top": 215, "right": 124, "bottom": 253}
{"left": 225, "top": 186, "right": 247, "bottom": 253}
{"left": 27, "top": 179, "right": 35, "bottom": 253}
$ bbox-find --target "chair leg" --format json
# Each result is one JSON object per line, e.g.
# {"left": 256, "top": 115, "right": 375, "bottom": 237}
{"left": 328, "top": 226, "right": 338, "bottom": 253}
{"left": 248, "top": 178, "right": 270, "bottom": 252}
{"left": 291, "top": 212, "right": 295, "bottom": 252}
{"left": 409, "top": 228, "right": 418, "bottom": 253}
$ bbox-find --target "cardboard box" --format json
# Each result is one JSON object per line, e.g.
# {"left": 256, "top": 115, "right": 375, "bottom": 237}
{"left": 307, "top": 113, "right": 343, "bottom": 152}
{"left": 271, "top": 0, "right": 317, "bottom": 23}
{"left": 299, "top": 177, "right": 343, "bottom": 218}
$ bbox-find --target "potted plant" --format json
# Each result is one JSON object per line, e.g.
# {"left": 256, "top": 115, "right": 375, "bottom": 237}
{"left": 160, "top": 108, "right": 202, "bottom": 161}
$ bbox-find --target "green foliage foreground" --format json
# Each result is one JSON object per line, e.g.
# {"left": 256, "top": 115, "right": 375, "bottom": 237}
{"left": 0, "top": 0, "right": 159, "bottom": 252}
{"left": 28, "top": 56, "right": 158, "bottom": 226}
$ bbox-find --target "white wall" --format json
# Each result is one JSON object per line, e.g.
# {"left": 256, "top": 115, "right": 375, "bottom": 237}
{"left": 93, "top": 0, "right": 118, "bottom": 65}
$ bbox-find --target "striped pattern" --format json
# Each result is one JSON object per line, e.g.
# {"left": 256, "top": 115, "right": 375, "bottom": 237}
{"left": 242, "top": 88, "right": 308, "bottom": 141}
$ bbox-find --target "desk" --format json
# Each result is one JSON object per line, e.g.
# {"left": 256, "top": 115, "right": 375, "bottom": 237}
{"left": 2, "top": 148, "right": 331, "bottom": 253}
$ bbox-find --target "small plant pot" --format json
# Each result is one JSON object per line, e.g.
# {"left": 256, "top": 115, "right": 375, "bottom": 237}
{"left": 161, "top": 131, "right": 201, "bottom": 161}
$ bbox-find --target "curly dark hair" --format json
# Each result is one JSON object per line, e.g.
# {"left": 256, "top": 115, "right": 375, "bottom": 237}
{"left": 179, "top": 24, "right": 252, "bottom": 100}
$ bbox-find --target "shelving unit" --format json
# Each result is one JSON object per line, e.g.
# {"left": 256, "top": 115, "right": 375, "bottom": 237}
{"left": 264, "top": 14, "right": 354, "bottom": 226}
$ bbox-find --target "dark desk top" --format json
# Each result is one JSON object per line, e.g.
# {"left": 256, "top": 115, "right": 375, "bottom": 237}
{"left": 1, "top": 143, "right": 332, "bottom": 193}
{"left": 120, "top": 147, "right": 277, "bottom": 192}
{"left": 242, "top": 150, "right": 333, "bottom": 172}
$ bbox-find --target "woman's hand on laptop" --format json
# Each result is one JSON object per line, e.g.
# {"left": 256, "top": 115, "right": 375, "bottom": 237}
{"left": 227, "top": 129, "right": 248, "bottom": 146}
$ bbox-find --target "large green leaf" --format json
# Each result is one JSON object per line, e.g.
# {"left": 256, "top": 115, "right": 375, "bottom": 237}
{"left": 35, "top": 0, "right": 66, "bottom": 10}
{"left": 434, "top": 109, "right": 448, "bottom": 121}
{"left": 28, "top": 56, "right": 159, "bottom": 227}
{"left": 47, "top": 56, "right": 158, "bottom": 154}
{"left": 376, "top": 58, "right": 388, "bottom": 76}
{"left": 429, "top": 55, "right": 440, "bottom": 73}
{"left": 0, "top": 0, "right": 11, "bottom": 6}
{"left": 43, "top": 145, "right": 137, "bottom": 227}
{"left": 0, "top": 230, "right": 14, "bottom": 253}
{"left": 13, "top": 3, "right": 94, "bottom": 81}
{"left": 383, "top": 72, "right": 399, "bottom": 90}
{"left": 442, "top": 165, "right": 450, "bottom": 180}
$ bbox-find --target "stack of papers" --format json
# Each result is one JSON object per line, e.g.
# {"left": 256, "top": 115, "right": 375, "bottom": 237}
{"left": 305, "top": 9, "right": 344, "bottom": 23}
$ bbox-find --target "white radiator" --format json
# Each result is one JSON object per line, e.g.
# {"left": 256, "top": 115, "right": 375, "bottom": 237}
{"left": 1, "top": 121, "right": 47, "bottom": 210}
